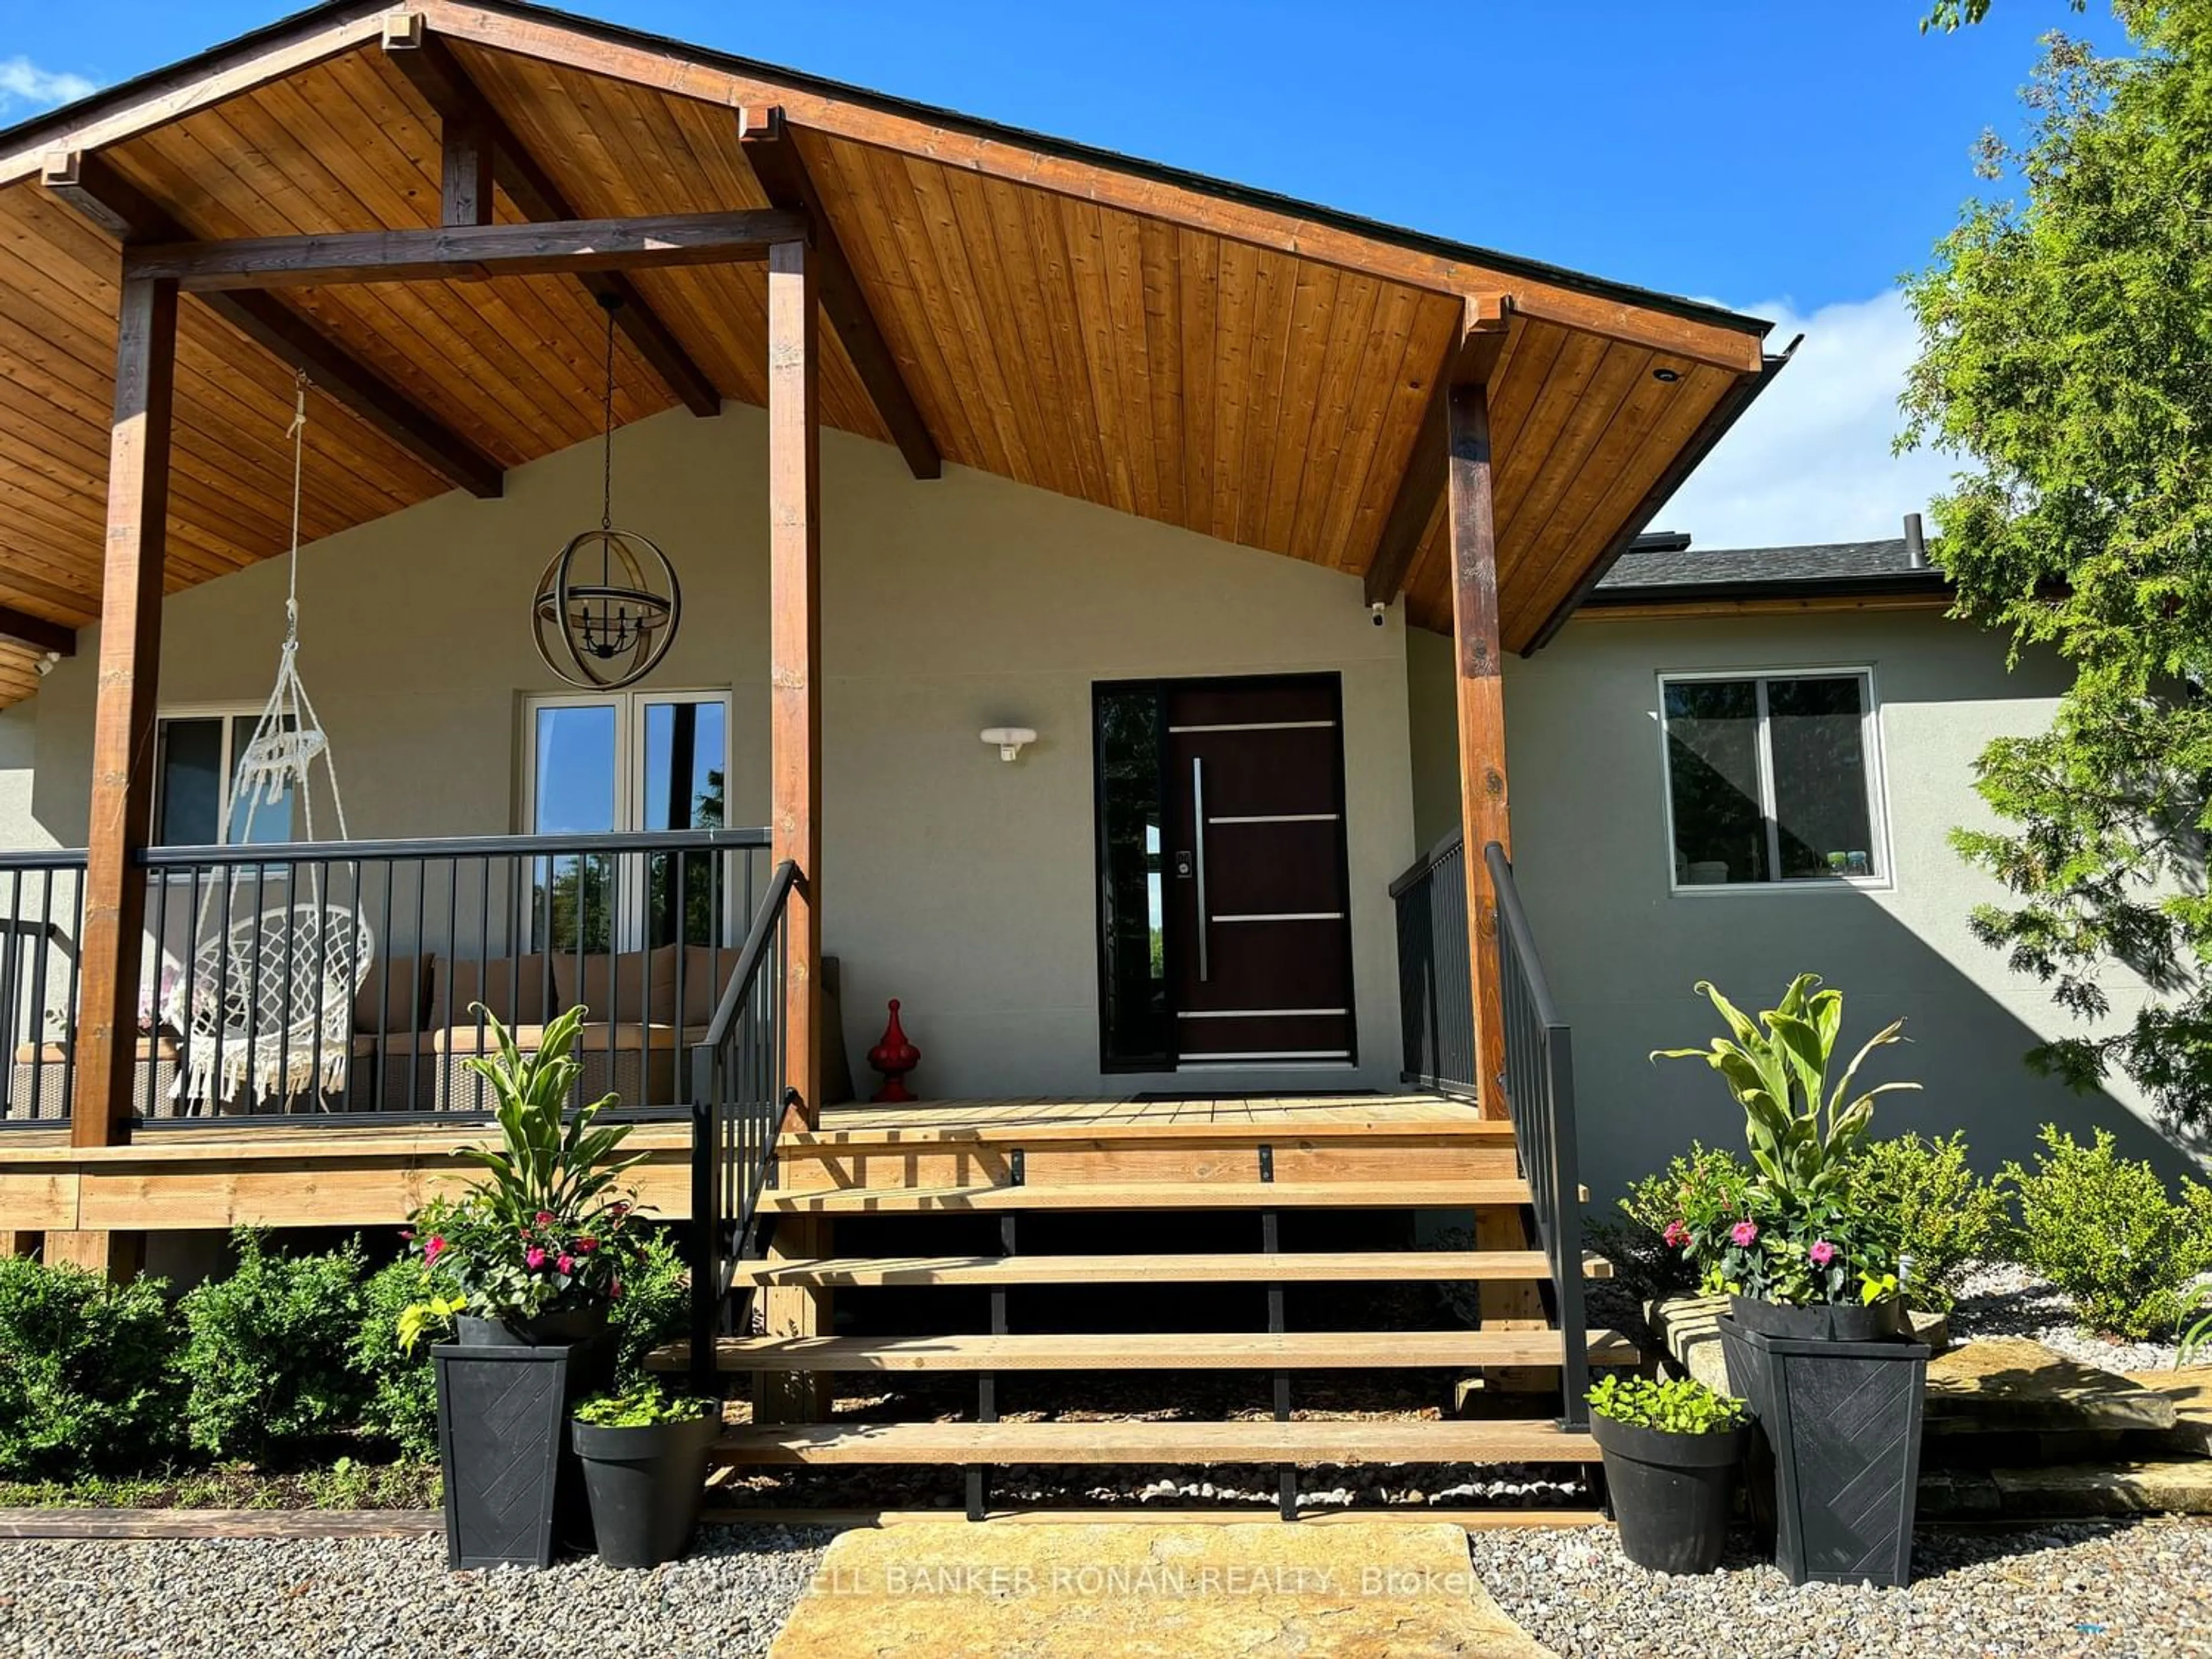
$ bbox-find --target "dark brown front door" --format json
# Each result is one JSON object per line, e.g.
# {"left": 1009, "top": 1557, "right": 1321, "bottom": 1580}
{"left": 1161, "top": 676, "right": 1354, "bottom": 1067}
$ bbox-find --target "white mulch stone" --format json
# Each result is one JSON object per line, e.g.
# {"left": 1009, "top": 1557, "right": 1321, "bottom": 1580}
{"left": 0, "top": 1525, "right": 832, "bottom": 1659}
{"left": 1468, "top": 1517, "right": 2212, "bottom": 1659}
{"left": 1949, "top": 1261, "right": 2186, "bottom": 1374}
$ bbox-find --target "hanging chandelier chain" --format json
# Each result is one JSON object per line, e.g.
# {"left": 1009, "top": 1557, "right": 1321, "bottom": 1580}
{"left": 600, "top": 301, "right": 616, "bottom": 533}
{"left": 285, "top": 369, "right": 310, "bottom": 644}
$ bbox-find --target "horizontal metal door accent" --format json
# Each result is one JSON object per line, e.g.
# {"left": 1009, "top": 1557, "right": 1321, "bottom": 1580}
{"left": 1213, "top": 911, "right": 1346, "bottom": 923}
{"left": 1176, "top": 1007, "right": 1350, "bottom": 1019}
{"left": 1166, "top": 719, "right": 1338, "bottom": 734}
{"left": 1207, "top": 813, "right": 1342, "bottom": 825}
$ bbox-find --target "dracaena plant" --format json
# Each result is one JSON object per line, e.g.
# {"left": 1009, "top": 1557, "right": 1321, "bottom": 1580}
{"left": 1654, "top": 975, "right": 1917, "bottom": 1206}
{"left": 398, "top": 1005, "right": 652, "bottom": 1339}
{"left": 1649, "top": 976, "right": 1917, "bottom": 1306}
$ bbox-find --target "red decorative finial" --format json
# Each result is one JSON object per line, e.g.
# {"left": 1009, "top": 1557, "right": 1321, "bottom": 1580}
{"left": 868, "top": 999, "right": 920, "bottom": 1104}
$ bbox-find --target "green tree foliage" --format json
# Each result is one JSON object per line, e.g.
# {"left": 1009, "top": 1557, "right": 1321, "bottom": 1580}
{"left": 1901, "top": 3, "right": 2212, "bottom": 1127}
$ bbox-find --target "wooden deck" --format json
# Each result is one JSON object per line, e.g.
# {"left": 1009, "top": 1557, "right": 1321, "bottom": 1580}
{"left": 0, "top": 1093, "right": 1493, "bottom": 1234}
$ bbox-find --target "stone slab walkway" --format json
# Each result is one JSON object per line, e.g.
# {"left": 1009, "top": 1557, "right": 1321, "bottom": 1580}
{"left": 767, "top": 1520, "right": 1553, "bottom": 1657}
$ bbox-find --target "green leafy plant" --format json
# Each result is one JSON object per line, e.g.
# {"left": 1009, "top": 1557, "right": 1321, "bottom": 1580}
{"left": 178, "top": 1232, "right": 369, "bottom": 1462}
{"left": 1585, "top": 1374, "right": 1747, "bottom": 1435}
{"left": 1653, "top": 975, "right": 1917, "bottom": 1207}
{"left": 400, "top": 1005, "right": 652, "bottom": 1333}
{"left": 1846, "top": 1132, "right": 2012, "bottom": 1313}
{"left": 2002, "top": 1127, "right": 2212, "bottom": 1339}
{"left": 1590, "top": 1144, "right": 1755, "bottom": 1300}
{"left": 351, "top": 1257, "right": 445, "bottom": 1459}
{"left": 573, "top": 1382, "right": 715, "bottom": 1429}
{"left": 0, "top": 1257, "right": 184, "bottom": 1479}
{"left": 1647, "top": 976, "right": 1914, "bottom": 1306}
{"left": 607, "top": 1227, "right": 692, "bottom": 1391}
{"left": 2179, "top": 1278, "right": 2212, "bottom": 1367}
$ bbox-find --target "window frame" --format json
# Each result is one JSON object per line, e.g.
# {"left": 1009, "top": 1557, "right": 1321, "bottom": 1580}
{"left": 150, "top": 702, "right": 296, "bottom": 849}
{"left": 520, "top": 687, "right": 733, "bottom": 839}
{"left": 1655, "top": 664, "right": 1892, "bottom": 897}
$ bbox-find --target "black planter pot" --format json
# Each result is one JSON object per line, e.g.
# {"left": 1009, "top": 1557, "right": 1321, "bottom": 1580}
{"left": 435, "top": 1313, "right": 617, "bottom": 1569}
{"left": 1589, "top": 1414, "right": 1746, "bottom": 1574}
{"left": 1726, "top": 1294, "right": 1906, "bottom": 1344}
{"left": 1719, "top": 1309, "right": 1930, "bottom": 1588}
{"left": 571, "top": 1408, "right": 719, "bottom": 1569}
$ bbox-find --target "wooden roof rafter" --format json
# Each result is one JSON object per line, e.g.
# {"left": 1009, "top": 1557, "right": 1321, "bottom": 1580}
{"left": 739, "top": 105, "right": 940, "bottom": 480}
{"left": 380, "top": 25, "right": 725, "bottom": 418}
{"left": 38, "top": 149, "right": 506, "bottom": 501}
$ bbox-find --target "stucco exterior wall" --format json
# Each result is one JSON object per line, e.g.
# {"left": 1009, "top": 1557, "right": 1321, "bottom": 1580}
{"left": 1406, "top": 608, "right": 2195, "bottom": 1198}
{"left": 19, "top": 405, "right": 1416, "bottom": 1100}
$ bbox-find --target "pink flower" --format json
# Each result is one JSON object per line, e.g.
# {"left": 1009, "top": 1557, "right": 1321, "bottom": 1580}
{"left": 1729, "top": 1219, "right": 1759, "bottom": 1248}
{"left": 1809, "top": 1240, "right": 1837, "bottom": 1267}
{"left": 577, "top": 1238, "right": 598, "bottom": 1253}
{"left": 557, "top": 1254, "right": 575, "bottom": 1275}
{"left": 609, "top": 1279, "right": 624, "bottom": 1301}
{"left": 1661, "top": 1219, "right": 1690, "bottom": 1249}
{"left": 423, "top": 1236, "right": 446, "bottom": 1264}
{"left": 525, "top": 1247, "right": 547, "bottom": 1270}
{"left": 533, "top": 1210, "right": 555, "bottom": 1229}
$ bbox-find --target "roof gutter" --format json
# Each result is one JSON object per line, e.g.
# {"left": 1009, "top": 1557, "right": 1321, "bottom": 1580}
{"left": 1522, "top": 334, "right": 1802, "bottom": 655}
{"left": 1578, "top": 569, "right": 1952, "bottom": 612}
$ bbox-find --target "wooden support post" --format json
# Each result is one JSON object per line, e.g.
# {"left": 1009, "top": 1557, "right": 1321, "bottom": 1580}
{"left": 439, "top": 109, "right": 495, "bottom": 228}
{"left": 768, "top": 239, "right": 823, "bottom": 1131}
{"left": 1445, "top": 385, "right": 1508, "bottom": 1114}
{"left": 1444, "top": 370, "right": 1552, "bottom": 1384}
{"left": 43, "top": 1229, "right": 142, "bottom": 1279}
{"left": 74, "top": 274, "right": 177, "bottom": 1164}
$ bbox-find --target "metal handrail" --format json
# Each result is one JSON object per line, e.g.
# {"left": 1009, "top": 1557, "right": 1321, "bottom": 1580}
{"left": 688, "top": 858, "right": 803, "bottom": 1392}
{"left": 1483, "top": 839, "right": 1590, "bottom": 1431}
{"left": 139, "top": 827, "right": 770, "bottom": 868}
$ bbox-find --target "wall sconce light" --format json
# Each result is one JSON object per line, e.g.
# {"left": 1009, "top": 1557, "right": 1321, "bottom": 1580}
{"left": 980, "top": 726, "right": 1038, "bottom": 762}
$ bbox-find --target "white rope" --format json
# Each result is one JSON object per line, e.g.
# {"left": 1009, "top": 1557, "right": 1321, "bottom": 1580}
{"left": 169, "top": 376, "right": 366, "bottom": 1109}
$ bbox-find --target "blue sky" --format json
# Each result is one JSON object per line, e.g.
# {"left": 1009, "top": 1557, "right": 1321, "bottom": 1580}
{"left": 1, "top": 0, "right": 2126, "bottom": 550}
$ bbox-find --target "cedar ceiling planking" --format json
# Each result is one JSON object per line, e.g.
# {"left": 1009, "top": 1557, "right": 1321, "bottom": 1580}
{"left": 1173, "top": 225, "right": 1219, "bottom": 540}
{"left": 1312, "top": 282, "right": 1432, "bottom": 574}
{"left": 1285, "top": 270, "right": 1380, "bottom": 569}
{"left": 1341, "top": 293, "right": 1460, "bottom": 579}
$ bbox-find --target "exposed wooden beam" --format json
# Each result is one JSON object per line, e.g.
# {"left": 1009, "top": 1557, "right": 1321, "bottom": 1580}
{"left": 740, "top": 107, "right": 940, "bottom": 480}
{"left": 0, "top": 603, "right": 75, "bottom": 658}
{"left": 43, "top": 152, "right": 504, "bottom": 501}
{"left": 75, "top": 275, "right": 176, "bottom": 1153}
{"left": 1364, "top": 296, "right": 1512, "bottom": 607}
{"left": 382, "top": 32, "right": 723, "bottom": 418}
{"left": 124, "top": 209, "right": 810, "bottom": 293}
{"left": 440, "top": 109, "right": 494, "bottom": 228}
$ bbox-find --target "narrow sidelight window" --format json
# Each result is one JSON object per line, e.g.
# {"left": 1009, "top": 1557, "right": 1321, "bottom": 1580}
{"left": 1660, "top": 671, "right": 1885, "bottom": 889}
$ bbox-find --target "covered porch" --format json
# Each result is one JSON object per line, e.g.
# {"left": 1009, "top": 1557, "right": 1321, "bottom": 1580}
{"left": 0, "top": 1, "right": 1778, "bottom": 1285}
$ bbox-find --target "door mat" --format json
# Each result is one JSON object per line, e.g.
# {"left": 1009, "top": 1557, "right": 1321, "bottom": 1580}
{"left": 769, "top": 1520, "right": 1554, "bottom": 1657}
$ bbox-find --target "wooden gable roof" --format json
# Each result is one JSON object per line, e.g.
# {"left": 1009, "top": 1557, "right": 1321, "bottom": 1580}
{"left": 0, "top": 0, "right": 1777, "bottom": 707}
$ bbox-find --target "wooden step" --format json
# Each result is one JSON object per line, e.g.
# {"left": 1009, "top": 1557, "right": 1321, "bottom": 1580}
{"left": 703, "top": 1506, "right": 1609, "bottom": 1532}
{"left": 713, "top": 1418, "right": 1601, "bottom": 1465}
{"left": 654, "top": 1328, "right": 1638, "bottom": 1374}
{"left": 760, "top": 1179, "right": 1536, "bottom": 1215}
{"left": 729, "top": 1251, "right": 1615, "bottom": 1287}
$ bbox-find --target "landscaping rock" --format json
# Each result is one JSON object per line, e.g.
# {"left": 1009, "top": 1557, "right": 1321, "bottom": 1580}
{"left": 1644, "top": 1294, "right": 1730, "bottom": 1393}
{"left": 1925, "top": 1337, "right": 2179, "bottom": 1435}
{"left": 769, "top": 1520, "right": 1555, "bottom": 1658}
{"left": 1986, "top": 1459, "right": 2212, "bottom": 1518}
{"left": 2126, "top": 1366, "right": 2212, "bottom": 1457}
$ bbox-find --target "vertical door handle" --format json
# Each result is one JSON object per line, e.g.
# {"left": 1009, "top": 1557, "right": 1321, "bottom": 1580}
{"left": 1192, "top": 755, "right": 1210, "bottom": 983}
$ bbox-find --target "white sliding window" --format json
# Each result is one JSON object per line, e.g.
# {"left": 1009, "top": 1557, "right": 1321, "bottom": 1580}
{"left": 1659, "top": 669, "right": 1888, "bottom": 891}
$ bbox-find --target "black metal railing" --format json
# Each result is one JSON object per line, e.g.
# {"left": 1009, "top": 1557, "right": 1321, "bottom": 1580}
{"left": 109, "top": 829, "right": 771, "bottom": 1123}
{"left": 689, "top": 858, "right": 801, "bottom": 1393}
{"left": 1484, "top": 840, "right": 1590, "bottom": 1431}
{"left": 1389, "top": 829, "right": 1477, "bottom": 1096}
{"left": 0, "top": 850, "right": 88, "bottom": 1128}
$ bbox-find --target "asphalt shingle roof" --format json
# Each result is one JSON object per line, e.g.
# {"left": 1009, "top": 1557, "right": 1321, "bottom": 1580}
{"left": 1593, "top": 536, "right": 1938, "bottom": 594}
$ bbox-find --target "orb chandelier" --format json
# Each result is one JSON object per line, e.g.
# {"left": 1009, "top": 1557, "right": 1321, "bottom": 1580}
{"left": 532, "top": 295, "right": 681, "bottom": 691}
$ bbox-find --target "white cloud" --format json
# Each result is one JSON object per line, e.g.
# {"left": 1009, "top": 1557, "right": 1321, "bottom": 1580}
{"left": 0, "top": 56, "right": 96, "bottom": 113}
{"left": 1655, "top": 289, "right": 1961, "bottom": 552}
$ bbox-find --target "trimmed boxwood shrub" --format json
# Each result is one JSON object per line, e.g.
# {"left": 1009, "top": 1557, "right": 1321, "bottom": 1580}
{"left": 351, "top": 1256, "right": 441, "bottom": 1461}
{"left": 1849, "top": 1131, "right": 2010, "bottom": 1313}
{"left": 2004, "top": 1127, "right": 2212, "bottom": 1339}
{"left": 0, "top": 1257, "right": 183, "bottom": 1478}
{"left": 608, "top": 1226, "right": 691, "bottom": 1391}
{"left": 179, "top": 1231, "right": 369, "bottom": 1461}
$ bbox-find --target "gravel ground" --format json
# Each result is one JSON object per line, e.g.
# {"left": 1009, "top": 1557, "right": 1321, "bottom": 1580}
{"left": 0, "top": 1525, "right": 832, "bottom": 1659}
{"left": 1949, "top": 1261, "right": 2186, "bottom": 1372}
{"left": 1469, "top": 1518, "right": 2212, "bottom": 1658}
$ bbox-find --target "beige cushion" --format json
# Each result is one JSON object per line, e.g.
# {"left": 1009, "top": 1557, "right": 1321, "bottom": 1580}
{"left": 15, "top": 1035, "right": 169, "bottom": 1065}
{"left": 355, "top": 953, "right": 433, "bottom": 1035}
{"left": 550, "top": 944, "right": 728, "bottom": 1027}
{"left": 432, "top": 953, "right": 550, "bottom": 1028}
{"left": 432, "top": 1020, "right": 709, "bottom": 1055}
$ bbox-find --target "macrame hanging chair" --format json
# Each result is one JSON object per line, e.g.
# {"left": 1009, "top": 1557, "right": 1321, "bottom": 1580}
{"left": 168, "top": 378, "right": 373, "bottom": 1109}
